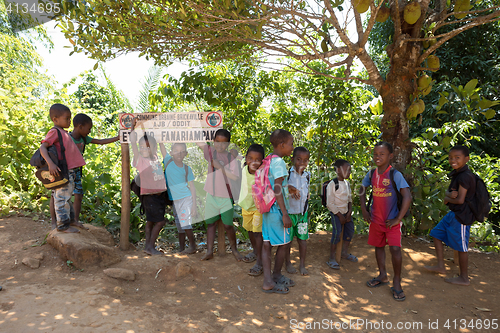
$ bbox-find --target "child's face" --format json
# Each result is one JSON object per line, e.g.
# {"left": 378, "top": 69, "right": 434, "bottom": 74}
{"left": 373, "top": 145, "right": 392, "bottom": 168}
{"left": 171, "top": 144, "right": 188, "bottom": 163}
{"left": 448, "top": 150, "right": 469, "bottom": 170}
{"left": 139, "top": 140, "right": 152, "bottom": 158}
{"left": 214, "top": 135, "right": 230, "bottom": 153}
{"left": 292, "top": 151, "right": 310, "bottom": 174}
{"left": 279, "top": 136, "right": 294, "bottom": 157}
{"left": 76, "top": 122, "right": 93, "bottom": 137}
{"left": 53, "top": 111, "right": 72, "bottom": 129}
{"left": 336, "top": 164, "right": 351, "bottom": 179}
{"left": 246, "top": 151, "right": 263, "bottom": 174}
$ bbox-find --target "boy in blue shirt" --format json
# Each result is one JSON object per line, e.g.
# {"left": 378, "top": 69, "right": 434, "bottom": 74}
{"left": 262, "top": 129, "right": 295, "bottom": 294}
{"left": 360, "top": 142, "right": 412, "bottom": 301}
{"left": 161, "top": 143, "right": 198, "bottom": 254}
{"left": 425, "top": 145, "right": 476, "bottom": 286}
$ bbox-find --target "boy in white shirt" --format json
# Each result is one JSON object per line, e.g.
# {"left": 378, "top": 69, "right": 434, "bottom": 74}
{"left": 326, "top": 159, "right": 357, "bottom": 269}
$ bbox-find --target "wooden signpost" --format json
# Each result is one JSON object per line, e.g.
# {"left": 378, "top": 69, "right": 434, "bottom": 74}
{"left": 118, "top": 111, "right": 224, "bottom": 252}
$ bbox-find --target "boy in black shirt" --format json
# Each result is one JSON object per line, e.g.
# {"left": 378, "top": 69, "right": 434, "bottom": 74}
{"left": 425, "top": 145, "right": 476, "bottom": 286}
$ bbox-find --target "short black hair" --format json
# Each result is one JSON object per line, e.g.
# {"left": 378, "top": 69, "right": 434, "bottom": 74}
{"left": 73, "top": 113, "right": 92, "bottom": 127}
{"left": 449, "top": 145, "right": 469, "bottom": 157}
{"left": 246, "top": 144, "right": 265, "bottom": 160}
{"left": 375, "top": 141, "right": 393, "bottom": 154}
{"left": 270, "top": 129, "right": 293, "bottom": 147}
{"left": 49, "top": 103, "right": 70, "bottom": 119}
{"left": 214, "top": 129, "right": 231, "bottom": 142}
{"left": 293, "top": 146, "right": 309, "bottom": 157}
{"left": 334, "top": 159, "right": 350, "bottom": 169}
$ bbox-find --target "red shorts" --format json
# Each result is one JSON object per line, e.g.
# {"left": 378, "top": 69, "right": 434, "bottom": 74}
{"left": 367, "top": 222, "right": 402, "bottom": 247}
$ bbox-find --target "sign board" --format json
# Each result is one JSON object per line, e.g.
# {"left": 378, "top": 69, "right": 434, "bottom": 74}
{"left": 119, "top": 111, "right": 223, "bottom": 143}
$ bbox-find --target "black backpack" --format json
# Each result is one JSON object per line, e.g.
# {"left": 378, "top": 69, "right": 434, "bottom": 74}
{"left": 367, "top": 168, "right": 410, "bottom": 218}
{"left": 467, "top": 174, "right": 492, "bottom": 223}
{"left": 320, "top": 178, "right": 339, "bottom": 207}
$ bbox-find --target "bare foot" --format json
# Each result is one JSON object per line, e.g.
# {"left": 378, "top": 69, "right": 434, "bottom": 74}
{"left": 181, "top": 247, "right": 197, "bottom": 255}
{"left": 144, "top": 248, "right": 163, "bottom": 255}
{"left": 424, "top": 265, "right": 447, "bottom": 274}
{"left": 286, "top": 262, "right": 298, "bottom": 274}
{"left": 201, "top": 252, "right": 214, "bottom": 261}
{"left": 445, "top": 276, "right": 470, "bottom": 286}
{"left": 70, "top": 221, "right": 89, "bottom": 230}
{"left": 232, "top": 250, "right": 244, "bottom": 262}
{"left": 299, "top": 266, "right": 309, "bottom": 276}
{"left": 58, "top": 226, "right": 80, "bottom": 233}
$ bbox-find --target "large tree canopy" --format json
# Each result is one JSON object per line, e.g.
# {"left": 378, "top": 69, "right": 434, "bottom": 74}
{"left": 55, "top": 0, "right": 500, "bottom": 169}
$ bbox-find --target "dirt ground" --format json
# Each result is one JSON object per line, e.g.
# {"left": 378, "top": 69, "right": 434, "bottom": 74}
{"left": 1, "top": 215, "right": 499, "bottom": 333}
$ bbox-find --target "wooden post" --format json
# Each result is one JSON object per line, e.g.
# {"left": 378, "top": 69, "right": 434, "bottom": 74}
{"left": 335, "top": 225, "right": 344, "bottom": 263}
{"left": 120, "top": 143, "right": 130, "bottom": 250}
{"left": 217, "top": 220, "right": 225, "bottom": 256}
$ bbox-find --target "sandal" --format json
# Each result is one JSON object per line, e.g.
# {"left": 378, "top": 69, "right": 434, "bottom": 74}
{"left": 366, "top": 278, "right": 389, "bottom": 288}
{"left": 391, "top": 287, "right": 406, "bottom": 301}
{"left": 248, "top": 264, "right": 263, "bottom": 276}
{"left": 342, "top": 254, "right": 358, "bottom": 262}
{"left": 242, "top": 252, "right": 257, "bottom": 263}
{"left": 275, "top": 275, "right": 295, "bottom": 287}
{"left": 262, "top": 283, "right": 289, "bottom": 294}
{"left": 326, "top": 260, "right": 340, "bottom": 270}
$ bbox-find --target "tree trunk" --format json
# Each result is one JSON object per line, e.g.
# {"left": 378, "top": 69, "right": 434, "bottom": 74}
{"left": 379, "top": 39, "right": 420, "bottom": 171}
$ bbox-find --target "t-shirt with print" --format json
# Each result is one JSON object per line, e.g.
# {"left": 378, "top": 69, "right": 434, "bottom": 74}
{"left": 268, "top": 155, "right": 289, "bottom": 213}
{"left": 203, "top": 144, "right": 238, "bottom": 198}
{"left": 361, "top": 165, "right": 409, "bottom": 225}
{"left": 287, "top": 166, "right": 310, "bottom": 215}
{"left": 238, "top": 165, "right": 257, "bottom": 211}
{"left": 133, "top": 155, "right": 167, "bottom": 195}
{"left": 163, "top": 153, "right": 195, "bottom": 201}
{"left": 71, "top": 135, "right": 93, "bottom": 155}
{"left": 447, "top": 165, "right": 476, "bottom": 225}
{"left": 41, "top": 127, "right": 85, "bottom": 170}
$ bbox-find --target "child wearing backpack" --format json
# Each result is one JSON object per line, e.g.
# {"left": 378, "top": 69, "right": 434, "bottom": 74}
{"left": 326, "top": 159, "right": 356, "bottom": 270}
{"left": 425, "top": 145, "right": 477, "bottom": 286}
{"left": 261, "top": 129, "right": 295, "bottom": 294}
{"left": 49, "top": 113, "right": 119, "bottom": 230}
{"left": 238, "top": 144, "right": 266, "bottom": 276}
{"left": 130, "top": 120, "right": 167, "bottom": 255}
{"left": 285, "top": 147, "right": 311, "bottom": 276}
{"left": 160, "top": 143, "right": 198, "bottom": 255}
{"left": 39, "top": 104, "right": 86, "bottom": 233}
{"left": 360, "top": 142, "right": 411, "bottom": 301}
{"left": 196, "top": 129, "right": 243, "bottom": 261}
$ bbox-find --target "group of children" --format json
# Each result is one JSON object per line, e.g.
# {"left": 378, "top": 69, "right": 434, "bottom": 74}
{"left": 39, "top": 103, "right": 479, "bottom": 301}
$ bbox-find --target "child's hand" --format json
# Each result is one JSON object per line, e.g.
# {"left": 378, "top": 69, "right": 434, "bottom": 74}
{"left": 385, "top": 218, "right": 399, "bottom": 228}
{"left": 48, "top": 161, "right": 60, "bottom": 176}
{"left": 346, "top": 212, "right": 352, "bottom": 222}
{"left": 361, "top": 209, "right": 371, "bottom": 223}
{"left": 191, "top": 204, "right": 198, "bottom": 218}
{"left": 288, "top": 185, "right": 300, "bottom": 200}
{"left": 337, "top": 213, "right": 347, "bottom": 225}
{"left": 283, "top": 214, "right": 292, "bottom": 229}
{"left": 450, "top": 190, "right": 458, "bottom": 199}
{"left": 212, "top": 159, "right": 223, "bottom": 170}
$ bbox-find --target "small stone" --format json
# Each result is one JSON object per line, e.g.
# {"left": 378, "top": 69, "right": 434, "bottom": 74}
{"left": 55, "top": 266, "right": 63, "bottom": 271}
{"left": 114, "top": 286, "right": 124, "bottom": 294}
{"left": 103, "top": 268, "right": 135, "bottom": 281}
{"left": 175, "top": 262, "right": 192, "bottom": 279}
{"left": 22, "top": 257, "right": 40, "bottom": 269}
{"left": 33, "top": 253, "right": 44, "bottom": 261}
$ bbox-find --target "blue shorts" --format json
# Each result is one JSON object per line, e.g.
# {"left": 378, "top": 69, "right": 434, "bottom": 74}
{"left": 262, "top": 209, "right": 291, "bottom": 246}
{"left": 430, "top": 211, "right": 470, "bottom": 252}
{"left": 330, "top": 212, "right": 355, "bottom": 245}
{"left": 73, "top": 168, "right": 83, "bottom": 195}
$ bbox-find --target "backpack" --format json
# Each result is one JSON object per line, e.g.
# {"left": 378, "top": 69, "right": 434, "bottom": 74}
{"left": 367, "top": 167, "right": 410, "bottom": 218}
{"left": 467, "top": 174, "right": 492, "bottom": 223}
{"left": 320, "top": 178, "right": 339, "bottom": 207}
{"left": 252, "top": 154, "right": 278, "bottom": 214}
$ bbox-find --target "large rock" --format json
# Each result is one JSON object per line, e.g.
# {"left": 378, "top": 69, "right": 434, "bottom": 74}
{"left": 103, "top": 268, "right": 135, "bottom": 281}
{"left": 47, "top": 226, "right": 121, "bottom": 269}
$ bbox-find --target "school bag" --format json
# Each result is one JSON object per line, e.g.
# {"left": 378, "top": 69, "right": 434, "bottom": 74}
{"left": 30, "top": 127, "right": 70, "bottom": 190}
{"left": 320, "top": 178, "right": 339, "bottom": 207}
{"left": 367, "top": 168, "right": 410, "bottom": 217}
{"left": 467, "top": 174, "right": 492, "bottom": 223}
{"left": 252, "top": 154, "right": 278, "bottom": 214}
